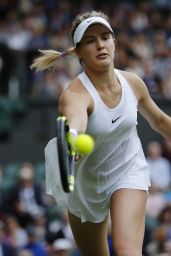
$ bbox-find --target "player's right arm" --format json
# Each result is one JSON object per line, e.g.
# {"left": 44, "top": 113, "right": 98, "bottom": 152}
{"left": 58, "top": 78, "right": 92, "bottom": 134}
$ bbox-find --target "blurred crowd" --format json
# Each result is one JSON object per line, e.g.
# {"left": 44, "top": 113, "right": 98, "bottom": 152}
{"left": 0, "top": 0, "right": 171, "bottom": 255}
{"left": 0, "top": 161, "right": 80, "bottom": 256}
{"left": 0, "top": 0, "right": 170, "bottom": 99}
{"left": 0, "top": 138, "right": 171, "bottom": 255}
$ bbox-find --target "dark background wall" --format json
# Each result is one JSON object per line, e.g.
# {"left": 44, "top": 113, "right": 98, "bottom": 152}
{"left": 0, "top": 98, "right": 170, "bottom": 165}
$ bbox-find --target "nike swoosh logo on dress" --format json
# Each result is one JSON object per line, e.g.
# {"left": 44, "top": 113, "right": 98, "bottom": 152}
{"left": 112, "top": 116, "right": 121, "bottom": 124}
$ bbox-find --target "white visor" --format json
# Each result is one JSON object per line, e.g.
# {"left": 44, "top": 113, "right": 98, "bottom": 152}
{"left": 73, "top": 17, "right": 113, "bottom": 46}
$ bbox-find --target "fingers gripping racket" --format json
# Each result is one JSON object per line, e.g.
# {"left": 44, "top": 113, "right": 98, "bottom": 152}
{"left": 56, "top": 116, "right": 75, "bottom": 193}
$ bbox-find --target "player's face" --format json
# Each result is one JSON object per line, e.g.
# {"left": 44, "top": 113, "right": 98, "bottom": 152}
{"left": 76, "top": 24, "right": 115, "bottom": 70}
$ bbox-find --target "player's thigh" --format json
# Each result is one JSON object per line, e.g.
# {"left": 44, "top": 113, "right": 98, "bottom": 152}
{"left": 68, "top": 211, "right": 110, "bottom": 256}
{"left": 110, "top": 188, "right": 148, "bottom": 252}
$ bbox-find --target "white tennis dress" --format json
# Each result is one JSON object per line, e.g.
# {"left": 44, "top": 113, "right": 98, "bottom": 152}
{"left": 45, "top": 69, "right": 151, "bottom": 223}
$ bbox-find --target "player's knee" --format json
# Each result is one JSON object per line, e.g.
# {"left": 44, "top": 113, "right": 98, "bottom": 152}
{"left": 113, "top": 240, "right": 141, "bottom": 256}
{"left": 114, "top": 247, "right": 141, "bottom": 256}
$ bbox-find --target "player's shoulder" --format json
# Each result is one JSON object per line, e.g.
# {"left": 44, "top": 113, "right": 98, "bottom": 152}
{"left": 71, "top": 77, "right": 85, "bottom": 90}
{"left": 64, "top": 76, "right": 86, "bottom": 93}
{"left": 118, "top": 69, "right": 143, "bottom": 85}
{"left": 116, "top": 69, "right": 148, "bottom": 100}
{"left": 60, "top": 76, "right": 90, "bottom": 103}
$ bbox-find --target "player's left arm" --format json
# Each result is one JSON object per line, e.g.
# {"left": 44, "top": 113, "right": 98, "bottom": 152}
{"left": 135, "top": 76, "right": 171, "bottom": 139}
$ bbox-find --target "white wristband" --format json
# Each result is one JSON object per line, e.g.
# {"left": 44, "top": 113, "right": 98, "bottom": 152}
{"left": 69, "top": 128, "right": 78, "bottom": 147}
{"left": 69, "top": 128, "right": 78, "bottom": 137}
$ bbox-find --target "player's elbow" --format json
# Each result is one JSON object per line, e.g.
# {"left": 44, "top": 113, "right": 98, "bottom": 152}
{"left": 152, "top": 114, "right": 171, "bottom": 139}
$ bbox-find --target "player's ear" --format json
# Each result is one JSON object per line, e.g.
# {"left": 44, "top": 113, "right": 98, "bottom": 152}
{"left": 75, "top": 47, "right": 83, "bottom": 64}
{"left": 75, "top": 47, "right": 80, "bottom": 57}
{"left": 112, "top": 37, "right": 115, "bottom": 53}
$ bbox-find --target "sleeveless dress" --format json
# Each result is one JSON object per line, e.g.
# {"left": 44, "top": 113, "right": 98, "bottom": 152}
{"left": 45, "top": 68, "right": 151, "bottom": 223}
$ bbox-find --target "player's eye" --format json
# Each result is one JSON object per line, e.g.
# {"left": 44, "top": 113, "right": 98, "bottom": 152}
{"left": 102, "top": 33, "right": 111, "bottom": 40}
{"left": 85, "top": 38, "right": 95, "bottom": 44}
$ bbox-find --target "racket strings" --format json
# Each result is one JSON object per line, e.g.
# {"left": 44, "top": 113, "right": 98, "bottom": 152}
{"left": 57, "top": 116, "right": 75, "bottom": 192}
{"left": 66, "top": 127, "right": 76, "bottom": 157}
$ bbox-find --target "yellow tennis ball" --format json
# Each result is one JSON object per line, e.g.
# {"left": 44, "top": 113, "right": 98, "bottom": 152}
{"left": 74, "top": 134, "right": 94, "bottom": 155}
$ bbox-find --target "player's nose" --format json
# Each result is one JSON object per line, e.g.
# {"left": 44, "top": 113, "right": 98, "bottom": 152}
{"left": 96, "top": 38, "right": 104, "bottom": 50}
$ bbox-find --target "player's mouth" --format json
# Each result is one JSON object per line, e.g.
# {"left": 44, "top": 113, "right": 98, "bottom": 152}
{"left": 96, "top": 53, "right": 108, "bottom": 59}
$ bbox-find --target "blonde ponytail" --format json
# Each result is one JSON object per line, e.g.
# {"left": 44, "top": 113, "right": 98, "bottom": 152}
{"left": 30, "top": 47, "right": 75, "bottom": 71}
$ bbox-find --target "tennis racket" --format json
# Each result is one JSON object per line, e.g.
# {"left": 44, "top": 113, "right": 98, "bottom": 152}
{"left": 56, "top": 116, "right": 75, "bottom": 193}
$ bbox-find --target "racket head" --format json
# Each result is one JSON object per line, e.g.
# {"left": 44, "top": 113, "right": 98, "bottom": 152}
{"left": 56, "top": 116, "right": 75, "bottom": 193}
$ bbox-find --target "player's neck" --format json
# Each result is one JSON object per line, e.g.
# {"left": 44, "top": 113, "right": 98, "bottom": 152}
{"left": 84, "top": 66, "right": 118, "bottom": 90}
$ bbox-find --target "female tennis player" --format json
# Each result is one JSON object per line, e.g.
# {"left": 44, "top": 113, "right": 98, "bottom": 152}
{"left": 31, "top": 11, "right": 171, "bottom": 256}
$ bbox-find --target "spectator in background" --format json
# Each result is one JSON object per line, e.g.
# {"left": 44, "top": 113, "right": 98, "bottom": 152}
{"left": 23, "top": 226, "right": 48, "bottom": 256}
{"left": 145, "top": 184, "right": 168, "bottom": 254}
{"left": 142, "top": 58, "right": 163, "bottom": 97}
{"left": 0, "top": 220, "right": 17, "bottom": 256}
{"left": 131, "top": 33, "right": 152, "bottom": 60}
{"left": 31, "top": 210, "right": 47, "bottom": 244}
{"left": 3, "top": 215, "right": 28, "bottom": 249}
{"left": 7, "top": 162, "right": 45, "bottom": 228}
{"left": 125, "top": 54, "right": 144, "bottom": 78}
{"left": 52, "top": 210, "right": 76, "bottom": 249}
{"left": 146, "top": 141, "right": 171, "bottom": 191}
{"left": 146, "top": 184, "right": 167, "bottom": 220}
{"left": 18, "top": 249, "right": 33, "bottom": 256}
{"left": 51, "top": 238, "right": 73, "bottom": 256}
{"left": 45, "top": 209, "right": 76, "bottom": 254}
{"left": 146, "top": 205, "right": 171, "bottom": 255}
